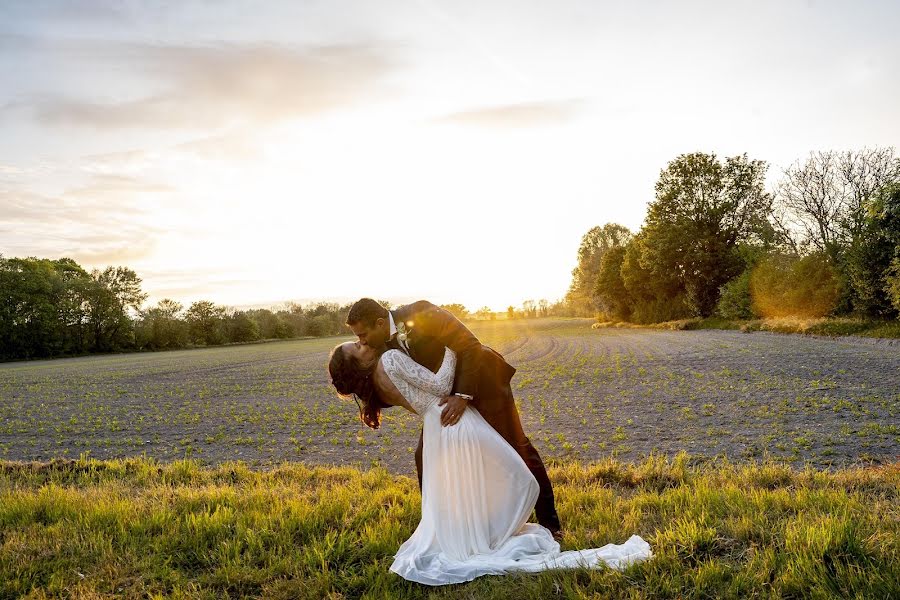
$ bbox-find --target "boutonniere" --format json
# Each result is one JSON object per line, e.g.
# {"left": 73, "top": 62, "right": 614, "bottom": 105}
{"left": 396, "top": 321, "right": 412, "bottom": 343}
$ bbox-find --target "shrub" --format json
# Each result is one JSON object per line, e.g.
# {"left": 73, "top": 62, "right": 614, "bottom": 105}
{"left": 227, "top": 311, "right": 260, "bottom": 343}
{"left": 887, "top": 256, "right": 900, "bottom": 313}
{"left": 716, "top": 270, "right": 754, "bottom": 319}
{"left": 750, "top": 253, "right": 842, "bottom": 318}
{"left": 630, "top": 295, "right": 691, "bottom": 325}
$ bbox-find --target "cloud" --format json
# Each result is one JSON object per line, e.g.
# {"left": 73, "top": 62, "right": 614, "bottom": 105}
{"left": 2, "top": 175, "right": 169, "bottom": 220}
{"left": 0, "top": 175, "right": 169, "bottom": 265}
{"left": 0, "top": 164, "right": 41, "bottom": 175}
{"left": 64, "top": 174, "right": 173, "bottom": 199}
{"left": 173, "top": 131, "right": 261, "bottom": 160}
{"left": 432, "top": 99, "right": 584, "bottom": 128}
{"left": 79, "top": 149, "right": 158, "bottom": 175}
{"left": 25, "top": 41, "right": 395, "bottom": 130}
{"left": 65, "top": 238, "right": 157, "bottom": 266}
{"left": 137, "top": 267, "right": 265, "bottom": 303}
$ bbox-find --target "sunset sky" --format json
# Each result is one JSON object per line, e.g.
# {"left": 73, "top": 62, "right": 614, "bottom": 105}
{"left": 2, "top": 1, "right": 899, "bottom": 311}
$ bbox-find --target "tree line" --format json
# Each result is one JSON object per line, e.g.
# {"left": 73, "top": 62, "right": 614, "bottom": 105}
{"left": 566, "top": 148, "right": 900, "bottom": 324}
{"left": 440, "top": 301, "right": 569, "bottom": 321}
{"left": 0, "top": 256, "right": 361, "bottom": 361}
{"left": 0, "top": 252, "right": 571, "bottom": 363}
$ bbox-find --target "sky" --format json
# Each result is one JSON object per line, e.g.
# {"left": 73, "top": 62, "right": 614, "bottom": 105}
{"left": 2, "top": 0, "right": 899, "bottom": 312}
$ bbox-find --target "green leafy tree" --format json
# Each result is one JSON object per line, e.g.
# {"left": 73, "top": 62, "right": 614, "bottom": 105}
{"left": 642, "top": 153, "right": 774, "bottom": 317}
{"left": 276, "top": 304, "right": 304, "bottom": 337}
{"left": 845, "top": 182, "right": 900, "bottom": 317}
{"left": 306, "top": 303, "right": 346, "bottom": 336}
{"left": 0, "top": 256, "right": 97, "bottom": 359}
{"left": 620, "top": 234, "right": 689, "bottom": 323}
{"left": 227, "top": 311, "right": 260, "bottom": 343}
{"left": 594, "top": 246, "right": 631, "bottom": 321}
{"left": 185, "top": 300, "right": 226, "bottom": 345}
{"left": 53, "top": 258, "right": 92, "bottom": 353}
{"left": 137, "top": 299, "right": 188, "bottom": 350}
{"left": 0, "top": 257, "right": 60, "bottom": 358}
{"left": 565, "top": 223, "right": 632, "bottom": 315}
{"left": 82, "top": 267, "right": 147, "bottom": 352}
{"left": 305, "top": 314, "right": 334, "bottom": 337}
{"left": 247, "top": 308, "right": 292, "bottom": 339}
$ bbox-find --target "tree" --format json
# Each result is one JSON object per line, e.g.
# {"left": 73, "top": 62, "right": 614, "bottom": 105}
{"left": 185, "top": 300, "right": 226, "bottom": 345}
{"left": 226, "top": 310, "right": 260, "bottom": 343}
{"left": 475, "top": 306, "right": 494, "bottom": 320}
{"left": 522, "top": 300, "right": 537, "bottom": 318}
{"left": 0, "top": 257, "right": 63, "bottom": 358}
{"left": 775, "top": 148, "right": 899, "bottom": 260}
{"left": 305, "top": 314, "right": 338, "bottom": 336}
{"left": 440, "top": 304, "right": 469, "bottom": 320}
{"left": 83, "top": 266, "right": 147, "bottom": 351}
{"left": 641, "top": 153, "right": 774, "bottom": 317}
{"left": 620, "top": 233, "right": 688, "bottom": 323}
{"left": 565, "top": 224, "right": 632, "bottom": 315}
{"left": 53, "top": 258, "right": 92, "bottom": 353}
{"left": 594, "top": 246, "right": 631, "bottom": 321}
{"left": 844, "top": 181, "right": 900, "bottom": 317}
{"left": 137, "top": 299, "right": 188, "bottom": 349}
{"left": 247, "top": 308, "right": 291, "bottom": 339}
{"left": 276, "top": 303, "right": 305, "bottom": 338}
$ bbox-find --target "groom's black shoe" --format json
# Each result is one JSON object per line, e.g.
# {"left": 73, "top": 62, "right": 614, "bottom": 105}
{"left": 550, "top": 529, "right": 564, "bottom": 543}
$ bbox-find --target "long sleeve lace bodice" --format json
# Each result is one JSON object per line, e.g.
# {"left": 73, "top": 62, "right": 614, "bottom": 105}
{"left": 381, "top": 348, "right": 456, "bottom": 415}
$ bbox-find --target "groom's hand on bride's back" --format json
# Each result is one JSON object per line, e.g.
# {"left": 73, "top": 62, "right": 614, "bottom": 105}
{"left": 438, "top": 395, "right": 468, "bottom": 426}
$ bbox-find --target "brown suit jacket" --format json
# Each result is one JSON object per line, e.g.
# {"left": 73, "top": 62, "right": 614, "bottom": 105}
{"left": 385, "top": 300, "right": 516, "bottom": 416}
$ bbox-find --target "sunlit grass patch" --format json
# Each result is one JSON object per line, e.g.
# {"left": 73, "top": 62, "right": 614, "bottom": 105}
{"left": 1, "top": 455, "right": 896, "bottom": 599}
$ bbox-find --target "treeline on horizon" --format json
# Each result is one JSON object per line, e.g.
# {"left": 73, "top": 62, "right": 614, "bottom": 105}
{"left": 0, "top": 258, "right": 564, "bottom": 361}
{"left": 0, "top": 258, "right": 363, "bottom": 361}
{"left": 565, "top": 148, "right": 900, "bottom": 325}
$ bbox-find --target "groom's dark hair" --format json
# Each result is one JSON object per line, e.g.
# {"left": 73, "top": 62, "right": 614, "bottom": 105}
{"left": 347, "top": 298, "right": 389, "bottom": 326}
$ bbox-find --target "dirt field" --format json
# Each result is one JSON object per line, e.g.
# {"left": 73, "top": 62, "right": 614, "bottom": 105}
{"left": 1, "top": 319, "right": 896, "bottom": 473}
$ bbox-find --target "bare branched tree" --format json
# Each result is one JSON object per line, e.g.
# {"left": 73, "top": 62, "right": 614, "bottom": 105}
{"left": 774, "top": 148, "right": 900, "bottom": 258}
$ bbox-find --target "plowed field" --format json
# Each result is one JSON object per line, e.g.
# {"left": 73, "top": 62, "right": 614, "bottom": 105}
{"left": 1, "top": 319, "right": 896, "bottom": 472}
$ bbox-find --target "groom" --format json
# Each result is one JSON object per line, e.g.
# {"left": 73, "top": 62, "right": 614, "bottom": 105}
{"left": 346, "top": 298, "right": 562, "bottom": 538}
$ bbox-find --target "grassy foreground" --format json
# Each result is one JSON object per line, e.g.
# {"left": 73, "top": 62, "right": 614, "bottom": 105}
{"left": 0, "top": 456, "right": 897, "bottom": 599}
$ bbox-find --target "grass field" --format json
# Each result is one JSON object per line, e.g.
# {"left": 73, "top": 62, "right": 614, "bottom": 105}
{"left": 1, "top": 319, "right": 898, "bottom": 597}
{"left": 1, "top": 455, "right": 897, "bottom": 599}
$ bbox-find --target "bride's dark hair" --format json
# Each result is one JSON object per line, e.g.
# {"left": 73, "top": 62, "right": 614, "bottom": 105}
{"left": 328, "top": 343, "right": 383, "bottom": 429}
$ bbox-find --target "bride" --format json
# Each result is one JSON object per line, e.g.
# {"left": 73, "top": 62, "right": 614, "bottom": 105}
{"left": 328, "top": 340, "right": 652, "bottom": 586}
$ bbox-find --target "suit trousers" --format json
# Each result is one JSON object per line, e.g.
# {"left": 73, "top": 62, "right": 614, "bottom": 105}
{"left": 414, "top": 398, "right": 561, "bottom": 534}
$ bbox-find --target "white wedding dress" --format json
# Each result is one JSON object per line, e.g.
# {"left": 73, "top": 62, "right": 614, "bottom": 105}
{"left": 382, "top": 348, "right": 652, "bottom": 586}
